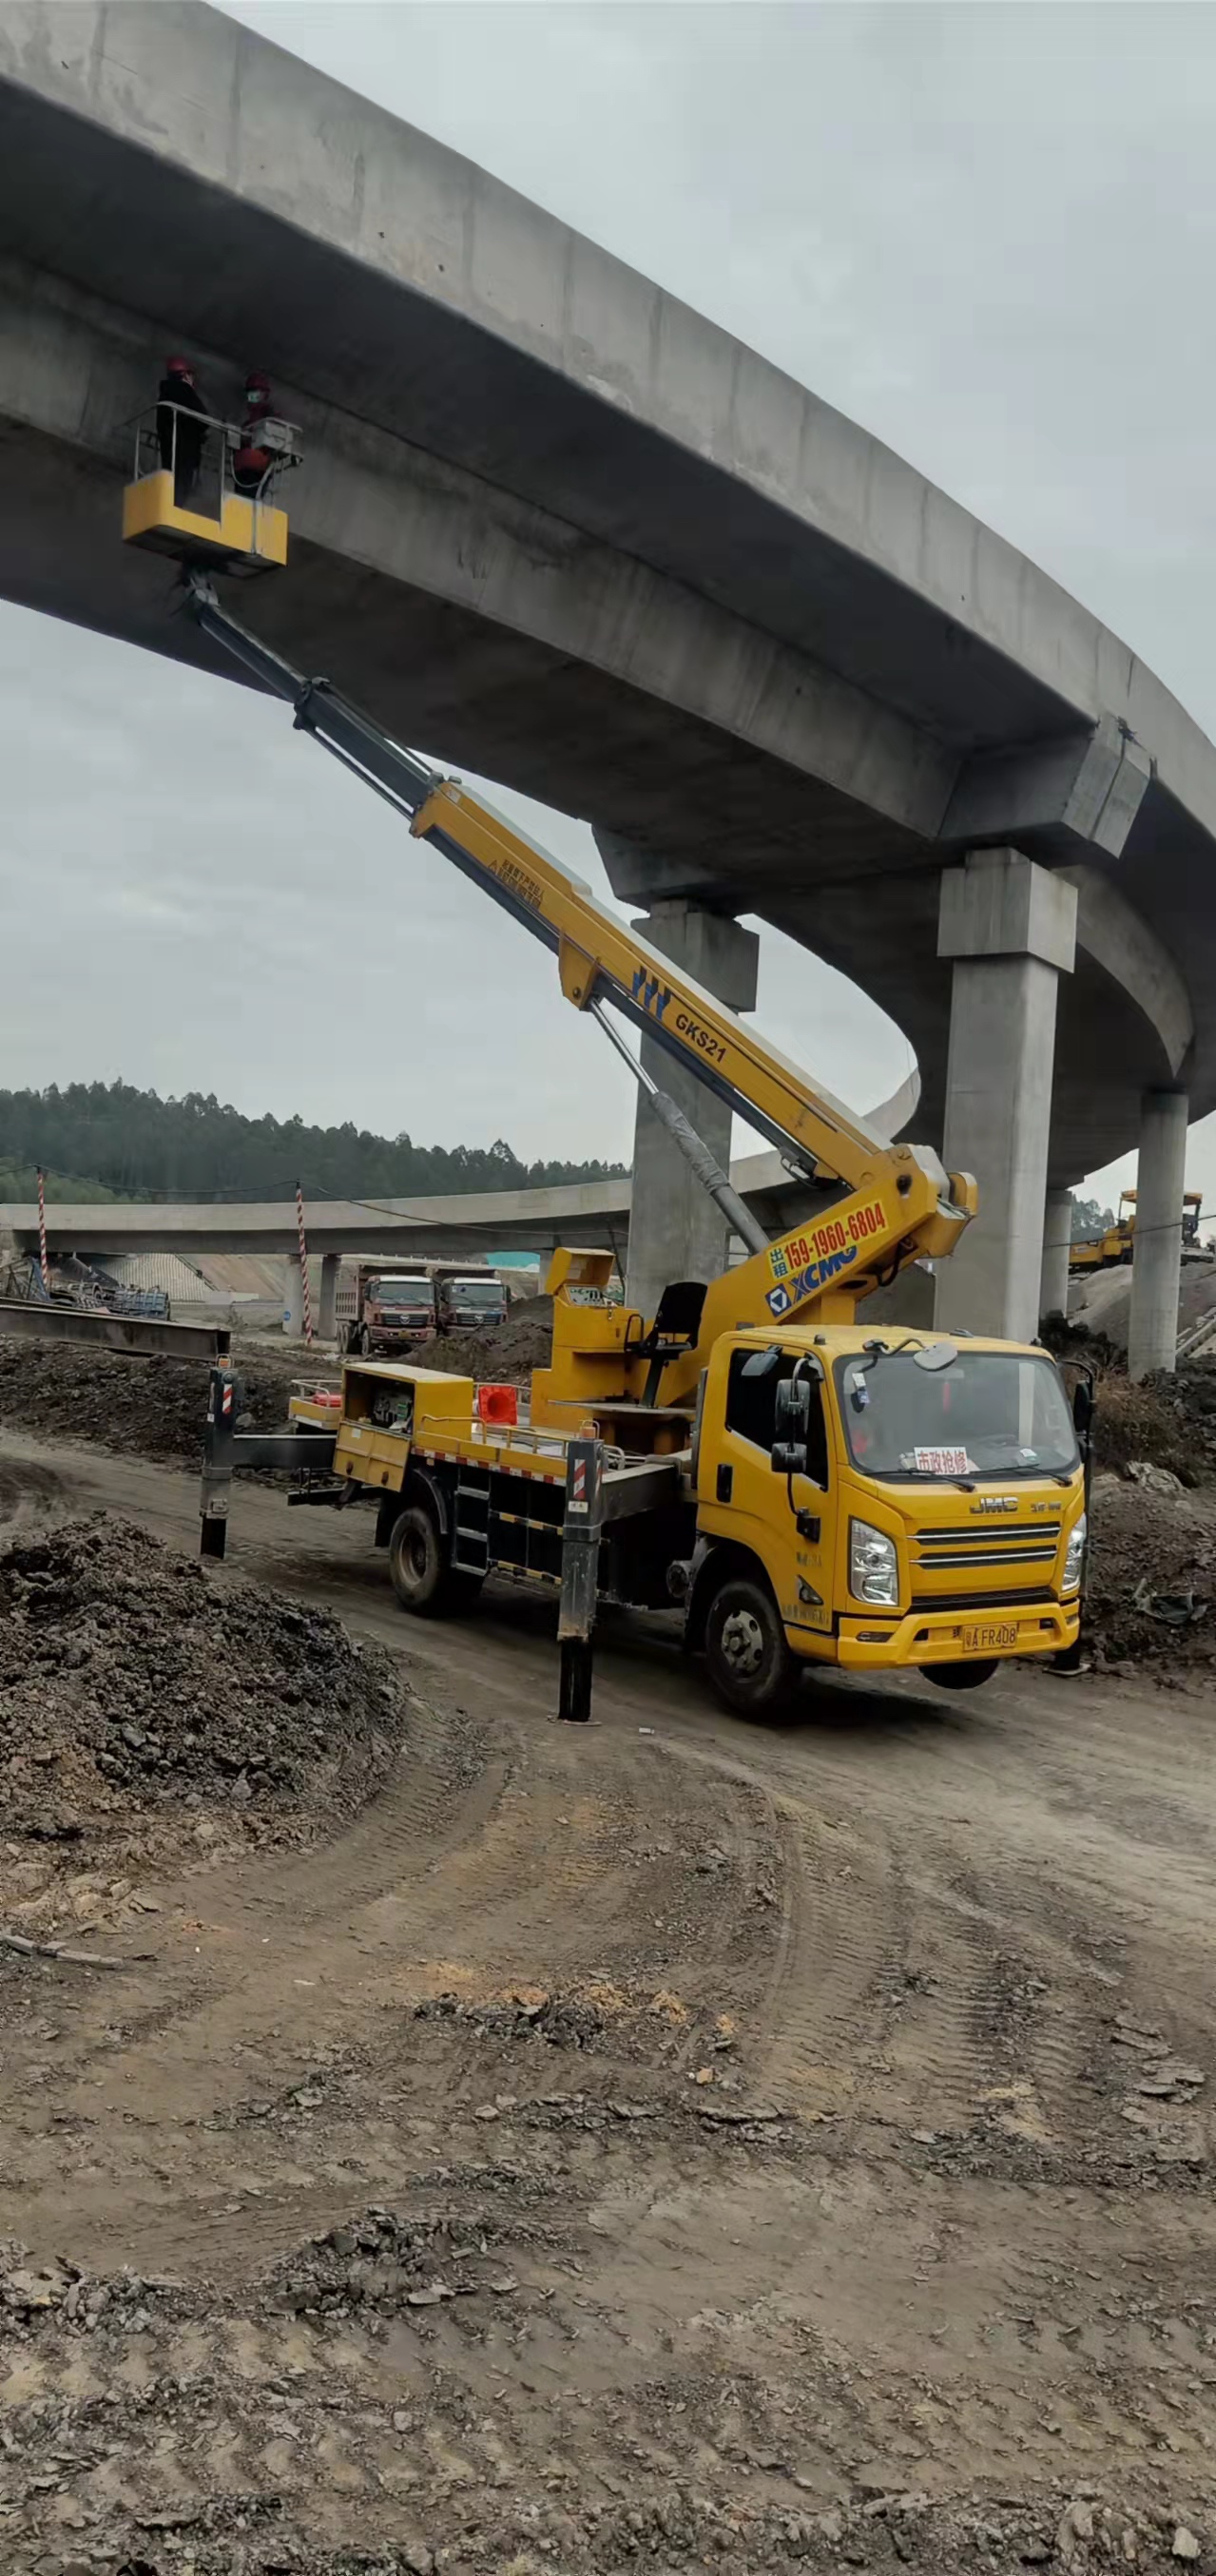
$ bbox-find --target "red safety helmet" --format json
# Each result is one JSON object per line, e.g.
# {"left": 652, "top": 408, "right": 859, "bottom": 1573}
{"left": 165, "top": 356, "right": 193, "bottom": 377}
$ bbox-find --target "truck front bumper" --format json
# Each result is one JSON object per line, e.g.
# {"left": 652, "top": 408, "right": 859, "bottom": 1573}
{"left": 825, "top": 1598, "right": 1080, "bottom": 1671}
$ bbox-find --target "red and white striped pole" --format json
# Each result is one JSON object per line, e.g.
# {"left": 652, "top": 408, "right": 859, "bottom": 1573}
{"left": 36, "top": 1166, "right": 49, "bottom": 1295}
{"left": 295, "top": 1180, "right": 313, "bottom": 1345}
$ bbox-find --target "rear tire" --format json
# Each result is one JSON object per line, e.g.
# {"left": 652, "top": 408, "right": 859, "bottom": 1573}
{"left": 922, "top": 1658, "right": 996, "bottom": 1692}
{"left": 703, "top": 1574, "right": 797, "bottom": 1721}
{"left": 388, "top": 1499, "right": 481, "bottom": 1619}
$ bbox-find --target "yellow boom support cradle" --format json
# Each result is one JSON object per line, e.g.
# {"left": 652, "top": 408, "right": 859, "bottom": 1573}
{"left": 123, "top": 470, "right": 289, "bottom": 569}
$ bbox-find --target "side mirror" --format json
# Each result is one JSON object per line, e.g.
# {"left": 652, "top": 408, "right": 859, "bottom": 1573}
{"left": 1072, "top": 1379, "right": 1093, "bottom": 1436}
{"left": 771, "top": 1375, "right": 810, "bottom": 1474}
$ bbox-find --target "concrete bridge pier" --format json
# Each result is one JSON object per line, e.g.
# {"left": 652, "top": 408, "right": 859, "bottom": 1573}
{"left": 1129, "top": 1087, "right": 1189, "bottom": 1379}
{"left": 625, "top": 901, "right": 760, "bottom": 1317}
{"left": 935, "top": 850, "right": 1078, "bottom": 1345}
{"left": 592, "top": 836, "right": 759, "bottom": 1317}
{"left": 282, "top": 1251, "right": 305, "bottom": 1338}
{"left": 1040, "top": 1186, "right": 1075, "bottom": 1322}
{"left": 318, "top": 1252, "right": 340, "bottom": 1344}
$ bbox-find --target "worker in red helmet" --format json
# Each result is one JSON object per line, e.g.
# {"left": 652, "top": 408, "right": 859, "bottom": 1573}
{"left": 156, "top": 356, "right": 207, "bottom": 505}
{"left": 233, "top": 369, "right": 276, "bottom": 498}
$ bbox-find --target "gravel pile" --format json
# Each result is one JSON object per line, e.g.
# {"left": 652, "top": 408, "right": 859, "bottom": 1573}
{"left": 0, "top": 1514, "right": 409, "bottom": 1925}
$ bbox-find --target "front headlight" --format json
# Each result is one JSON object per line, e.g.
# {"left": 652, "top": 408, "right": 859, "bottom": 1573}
{"left": 849, "top": 1517, "right": 899, "bottom": 1607}
{"left": 1063, "top": 1510, "right": 1088, "bottom": 1595}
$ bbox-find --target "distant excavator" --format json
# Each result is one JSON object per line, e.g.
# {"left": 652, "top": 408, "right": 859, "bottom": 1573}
{"left": 1070, "top": 1188, "right": 1210, "bottom": 1277}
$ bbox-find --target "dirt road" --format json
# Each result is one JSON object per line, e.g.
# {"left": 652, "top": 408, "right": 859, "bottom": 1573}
{"left": 3, "top": 1430, "right": 1216, "bottom": 2573}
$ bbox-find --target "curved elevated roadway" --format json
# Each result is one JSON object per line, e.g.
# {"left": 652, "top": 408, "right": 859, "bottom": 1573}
{"left": 0, "top": 1, "right": 1211, "bottom": 1357}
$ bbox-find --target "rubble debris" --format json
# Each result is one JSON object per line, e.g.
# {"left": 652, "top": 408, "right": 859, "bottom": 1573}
{"left": 1126, "top": 1459, "right": 1187, "bottom": 1496}
{"left": 1131, "top": 1579, "right": 1207, "bottom": 1626}
{"left": 0, "top": 1926, "right": 137, "bottom": 1969}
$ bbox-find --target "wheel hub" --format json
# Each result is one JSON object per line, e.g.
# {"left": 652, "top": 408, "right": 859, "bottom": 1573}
{"left": 720, "top": 1607, "right": 764, "bottom": 1677}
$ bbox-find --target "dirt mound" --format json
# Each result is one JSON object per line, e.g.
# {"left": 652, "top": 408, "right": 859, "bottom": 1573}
{"left": 1086, "top": 1475, "right": 1216, "bottom": 1674}
{"left": 0, "top": 1513, "right": 409, "bottom": 1936}
{"left": 1044, "top": 1320, "right": 1216, "bottom": 1486}
{"left": 0, "top": 1334, "right": 306, "bottom": 1468}
{"left": 404, "top": 1291, "right": 553, "bottom": 1384}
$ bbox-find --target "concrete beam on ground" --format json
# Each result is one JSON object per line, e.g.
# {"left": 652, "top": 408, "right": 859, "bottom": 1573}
{"left": 935, "top": 850, "right": 1077, "bottom": 1343}
{"left": 0, "top": 1299, "right": 231, "bottom": 1360}
{"left": 1129, "top": 1089, "right": 1189, "bottom": 1380}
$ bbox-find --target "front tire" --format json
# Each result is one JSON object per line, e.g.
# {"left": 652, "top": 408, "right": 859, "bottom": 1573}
{"left": 703, "top": 1574, "right": 797, "bottom": 1720}
{"left": 922, "top": 1658, "right": 996, "bottom": 1692}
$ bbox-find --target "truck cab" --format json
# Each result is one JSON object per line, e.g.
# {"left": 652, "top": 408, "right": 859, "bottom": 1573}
{"left": 688, "top": 1323, "right": 1086, "bottom": 1715}
{"left": 346, "top": 1267, "right": 436, "bottom": 1356}
{"left": 434, "top": 1268, "right": 507, "bottom": 1334}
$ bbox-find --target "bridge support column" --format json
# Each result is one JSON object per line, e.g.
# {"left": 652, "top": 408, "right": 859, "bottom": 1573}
{"left": 935, "top": 850, "right": 1077, "bottom": 1342}
{"left": 318, "top": 1253, "right": 340, "bottom": 1342}
{"left": 1129, "top": 1087, "right": 1189, "bottom": 1379}
{"left": 622, "top": 901, "right": 759, "bottom": 1318}
{"left": 281, "top": 1251, "right": 305, "bottom": 1338}
{"left": 1040, "top": 1186, "right": 1074, "bottom": 1321}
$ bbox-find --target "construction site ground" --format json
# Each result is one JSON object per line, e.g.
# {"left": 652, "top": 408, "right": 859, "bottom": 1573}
{"left": 2, "top": 1414, "right": 1216, "bottom": 2576}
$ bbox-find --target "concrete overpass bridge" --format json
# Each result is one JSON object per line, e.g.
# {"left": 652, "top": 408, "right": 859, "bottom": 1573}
{"left": 0, "top": 1122, "right": 909, "bottom": 1336}
{"left": 1, "top": 1, "right": 1213, "bottom": 1368}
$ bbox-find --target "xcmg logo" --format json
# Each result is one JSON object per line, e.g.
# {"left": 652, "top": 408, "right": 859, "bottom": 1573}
{"left": 764, "top": 1241, "right": 859, "bottom": 1317}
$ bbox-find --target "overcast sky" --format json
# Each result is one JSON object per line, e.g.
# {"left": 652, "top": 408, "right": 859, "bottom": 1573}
{"left": 6, "top": 0, "right": 1216, "bottom": 1208}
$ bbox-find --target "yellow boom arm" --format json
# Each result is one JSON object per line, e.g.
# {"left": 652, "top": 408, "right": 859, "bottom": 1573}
{"left": 184, "top": 578, "right": 975, "bottom": 1407}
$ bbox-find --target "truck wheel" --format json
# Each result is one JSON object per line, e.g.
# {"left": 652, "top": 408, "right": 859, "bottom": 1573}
{"left": 388, "top": 1500, "right": 481, "bottom": 1618}
{"left": 922, "top": 1659, "right": 996, "bottom": 1692}
{"left": 703, "top": 1575, "right": 797, "bottom": 1721}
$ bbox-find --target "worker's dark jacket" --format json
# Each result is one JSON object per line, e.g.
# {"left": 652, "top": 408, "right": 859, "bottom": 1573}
{"left": 156, "top": 377, "right": 207, "bottom": 479}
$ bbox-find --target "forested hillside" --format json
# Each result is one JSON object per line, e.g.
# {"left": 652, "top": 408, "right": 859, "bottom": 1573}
{"left": 0, "top": 1082, "right": 627, "bottom": 1203}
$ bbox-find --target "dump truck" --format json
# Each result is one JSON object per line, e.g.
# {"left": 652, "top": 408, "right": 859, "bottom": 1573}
{"left": 344, "top": 1261, "right": 507, "bottom": 1353}
{"left": 344, "top": 1264, "right": 436, "bottom": 1356}
{"left": 434, "top": 1264, "right": 507, "bottom": 1335}
{"left": 183, "top": 583, "right": 1090, "bottom": 1721}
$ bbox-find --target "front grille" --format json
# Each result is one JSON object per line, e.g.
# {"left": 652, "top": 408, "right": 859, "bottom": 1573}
{"left": 910, "top": 1585, "right": 1054, "bottom": 1612}
{"left": 912, "top": 1519, "right": 1061, "bottom": 1575}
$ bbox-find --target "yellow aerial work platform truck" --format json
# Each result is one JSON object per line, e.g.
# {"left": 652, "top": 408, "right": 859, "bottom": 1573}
{"left": 120, "top": 488, "right": 1091, "bottom": 1721}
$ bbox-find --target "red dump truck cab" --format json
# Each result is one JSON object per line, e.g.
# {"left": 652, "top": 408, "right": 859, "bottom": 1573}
{"left": 345, "top": 1267, "right": 436, "bottom": 1356}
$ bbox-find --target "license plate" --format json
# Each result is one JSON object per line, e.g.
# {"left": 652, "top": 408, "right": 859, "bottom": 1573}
{"left": 963, "top": 1622, "right": 1019, "bottom": 1652}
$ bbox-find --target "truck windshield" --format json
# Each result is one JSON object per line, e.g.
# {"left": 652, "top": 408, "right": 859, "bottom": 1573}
{"left": 451, "top": 1281, "right": 502, "bottom": 1307}
{"left": 834, "top": 1348, "right": 1079, "bottom": 1480}
{"left": 376, "top": 1279, "right": 434, "bottom": 1304}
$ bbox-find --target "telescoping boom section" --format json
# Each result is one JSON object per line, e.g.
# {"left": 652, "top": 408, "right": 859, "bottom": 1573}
{"left": 183, "top": 579, "right": 975, "bottom": 1422}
